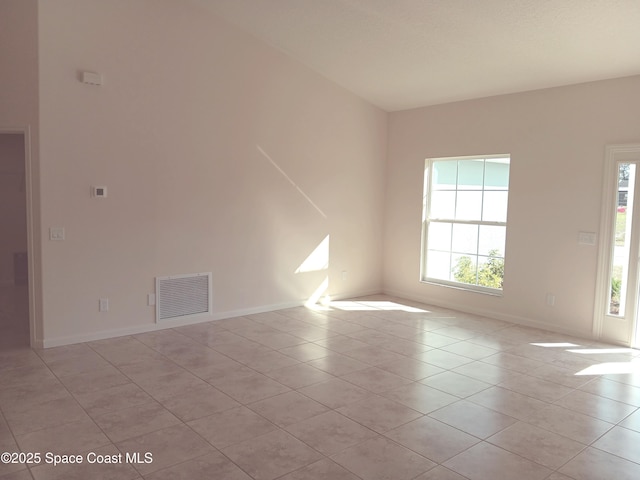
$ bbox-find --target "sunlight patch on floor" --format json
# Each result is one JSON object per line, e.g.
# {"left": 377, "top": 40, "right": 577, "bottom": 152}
{"left": 567, "top": 348, "right": 637, "bottom": 355}
{"left": 576, "top": 361, "right": 640, "bottom": 376}
{"left": 529, "top": 342, "right": 581, "bottom": 348}
{"left": 328, "top": 300, "right": 430, "bottom": 313}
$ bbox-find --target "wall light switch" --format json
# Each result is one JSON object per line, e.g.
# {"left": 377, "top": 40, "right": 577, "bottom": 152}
{"left": 49, "top": 227, "right": 65, "bottom": 241}
{"left": 578, "top": 232, "right": 597, "bottom": 246}
{"left": 82, "top": 71, "right": 103, "bottom": 85}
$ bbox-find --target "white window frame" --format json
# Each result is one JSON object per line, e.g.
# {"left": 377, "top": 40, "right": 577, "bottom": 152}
{"left": 593, "top": 144, "right": 640, "bottom": 346}
{"left": 420, "top": 154, "right": 510, "bottom": 295}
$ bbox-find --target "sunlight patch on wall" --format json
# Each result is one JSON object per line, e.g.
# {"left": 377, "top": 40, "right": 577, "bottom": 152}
{"left": 305, "top": 276, "right": 329, "bottom": 308}
{"left": 294, "top": 235, "right": 330, "bottom": 307}
{"left": 296, "top": 235, "right": 329, "bottom": 273}
{"left": 256, "top": 146, "right": 330, "bottom": 307}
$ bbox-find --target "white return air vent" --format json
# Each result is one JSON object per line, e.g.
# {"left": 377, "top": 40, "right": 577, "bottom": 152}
{"left": 156, "top": 272, "right": 212, "bottom": 322}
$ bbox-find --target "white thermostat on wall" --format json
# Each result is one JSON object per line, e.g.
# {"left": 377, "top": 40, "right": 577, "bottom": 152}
{"left": 92, "top": 186, "right": 108, "bottom": 198}
{"left": 81, "top": 71, "right": 103, "bottom": 86}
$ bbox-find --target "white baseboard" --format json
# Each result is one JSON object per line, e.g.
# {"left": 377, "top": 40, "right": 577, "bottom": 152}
{"left": 38, "top": 286, "right": 599, "bottom": 348}
{"left": 383, "top": 287, "right": 596, "bottom": 342}
{"left": 39, "top": 288, "right": 384, "bottom": 348}
{"left": 40, "top": 299, "right": 304, "bottom": 348}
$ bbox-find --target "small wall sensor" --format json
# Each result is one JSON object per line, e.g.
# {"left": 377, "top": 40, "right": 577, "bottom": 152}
{"left": 81, "top": 71, "right": 103, "bottom": 86}
{"left": 92, "top": 186, "right": 108, "bottom": 198}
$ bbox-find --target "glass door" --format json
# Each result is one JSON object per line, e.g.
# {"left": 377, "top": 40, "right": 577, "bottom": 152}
{"left": 609, "top": 163, "right": 635, "bottom": 318}
{"left": 596, "top": 145, "right": 640, "bottom": 347}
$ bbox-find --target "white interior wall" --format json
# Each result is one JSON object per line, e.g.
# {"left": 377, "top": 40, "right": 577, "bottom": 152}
{"left": 384, "top": 75, "right": 640, "bottom": 338}
{"left": 5, "top": 0, "right": 640, "bottom": 347}
{"left": 37, "top": 0, "right": 387, "bottom": 346}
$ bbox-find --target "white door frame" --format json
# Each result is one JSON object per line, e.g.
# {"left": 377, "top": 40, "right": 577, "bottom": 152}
{"left": 0, "top": 126, "right": 37, "bottom": 347}
{"left": 593, "top": 144, "right": 640, "bottom": 346}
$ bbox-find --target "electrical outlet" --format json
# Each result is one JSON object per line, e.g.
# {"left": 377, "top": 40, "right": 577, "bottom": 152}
{"left": 546, "top": 294, "right": 555, "bottom": 307}
{"left": 49, "top": 227, "right": 65, "bottom": 241}
{"left": 99, "top": 298, "right": 109, "bottom": 312}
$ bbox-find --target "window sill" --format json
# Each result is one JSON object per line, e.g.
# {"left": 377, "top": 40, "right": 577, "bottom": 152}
{"left": 420, "top": 278, "right": 504, "bottom": 297}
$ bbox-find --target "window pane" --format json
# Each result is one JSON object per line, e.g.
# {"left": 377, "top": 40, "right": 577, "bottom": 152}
{"left": 452, "top": 223, "right": 478, "bottom": 255}
{"left": 430, "top": 191, "right": 456, "bottom": 219}
{"left": 426, "top": 250, "right": 451, "bottom": 280}
{"left": 452, "top": 254, "right": 477, "bottom": 285}
{"left": 478, "top": 225, "right": 506, "bottom": 256}
{"left": 428, "top": 222, "right": 452, "bottom": 251}
{"left": 456, "top": 191, "right": 482, "bottom": 220}
{"left": 477, "top": 255, "right": 504, "bottom": 289}
{"left": 482, "top": 191, "right": 508, "bottom": 222}
{"left": 484, "top": 159, "right": 510, "bottom": 189}
{"left": 610, "top": 163, "right": 636, "bottom": 315}
{"left": 422, "top": 155, "right": 509, "bottom": 292}
{"left": 457, "top": 160, "right": 484, "bottom": 190}
{"left": 432, "top": 161, "right": 457, "bottom": 190}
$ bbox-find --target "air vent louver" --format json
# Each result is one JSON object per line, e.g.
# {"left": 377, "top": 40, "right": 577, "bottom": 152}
{"left": 156, "top": 273, "right": 212, "bottom": 321}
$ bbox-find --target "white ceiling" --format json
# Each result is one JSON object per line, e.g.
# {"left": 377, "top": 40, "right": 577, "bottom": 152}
{"left": 199, "top": 0, "right": 640, "bottom": 112}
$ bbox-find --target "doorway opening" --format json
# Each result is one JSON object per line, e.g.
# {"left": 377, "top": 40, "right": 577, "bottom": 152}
{"left": 0, "top": 132, "right": 30, "bottom": 350}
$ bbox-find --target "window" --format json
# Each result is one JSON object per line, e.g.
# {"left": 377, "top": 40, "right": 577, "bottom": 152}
{"left": 421, "top": 155, "right": 510, "bottom": 294}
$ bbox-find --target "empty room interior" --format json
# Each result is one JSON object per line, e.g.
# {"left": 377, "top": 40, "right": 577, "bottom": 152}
{"left": 2, "top": 1, "right": 640, "bottom": 479}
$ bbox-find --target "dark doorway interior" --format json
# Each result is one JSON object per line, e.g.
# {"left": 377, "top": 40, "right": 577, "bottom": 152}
{"left": 0, "top": 133, "right": 29, "bottom": 350}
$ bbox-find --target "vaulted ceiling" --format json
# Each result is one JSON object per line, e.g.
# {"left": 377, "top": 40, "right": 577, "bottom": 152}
{"left": 199, "top": 0, "right": 640, "bottom": 111}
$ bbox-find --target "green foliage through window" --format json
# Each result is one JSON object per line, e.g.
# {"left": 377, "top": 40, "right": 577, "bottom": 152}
{"left": 610, "top": 276, "right": 621, "bottom": 314}
{"left": 453, "top": 249, "right": 504, "bottom": 289}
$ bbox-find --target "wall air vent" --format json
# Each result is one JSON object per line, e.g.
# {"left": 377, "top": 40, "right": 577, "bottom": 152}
{"left": 156, "top": 272, "right": 212, "bottom": 322}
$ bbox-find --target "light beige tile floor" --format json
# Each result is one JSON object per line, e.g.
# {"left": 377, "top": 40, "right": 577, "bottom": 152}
{"left": 2, "top": 294, "right": 640, "bottom": 479}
